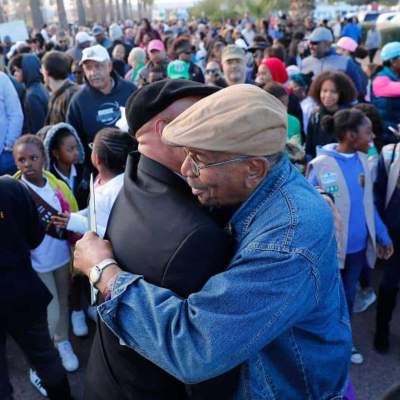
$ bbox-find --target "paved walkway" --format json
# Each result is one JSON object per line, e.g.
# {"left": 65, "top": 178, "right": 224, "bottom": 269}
{"left": 6, "top": 269, "right": 400, "bottom": 399}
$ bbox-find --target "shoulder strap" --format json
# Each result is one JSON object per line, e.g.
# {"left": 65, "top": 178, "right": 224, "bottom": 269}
{"left": 21, "top": 181, "right": 67, "bottom": 240}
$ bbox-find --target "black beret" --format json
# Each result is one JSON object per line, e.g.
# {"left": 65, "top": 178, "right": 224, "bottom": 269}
{"left": 126, "top": 79, "right": 221, "bottom": 135}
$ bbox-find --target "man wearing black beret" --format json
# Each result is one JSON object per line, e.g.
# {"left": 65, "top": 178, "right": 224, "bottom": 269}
{"left": 84, "top": 79, "right": 240, "bottom": 400}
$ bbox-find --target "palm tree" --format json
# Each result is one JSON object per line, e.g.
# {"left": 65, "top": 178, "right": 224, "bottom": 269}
{"left": 75, "top": 0, "right": 86, "bottom": 26}
{"left": 29, "top": 0, "right": 44, "bottom": 29}
{"left": 55, "top": 0, "right": 68, "bottom": 29}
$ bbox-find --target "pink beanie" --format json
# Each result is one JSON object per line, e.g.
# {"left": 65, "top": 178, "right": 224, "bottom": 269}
{"left": 336, "top": 37, "right": 358, "bottom": 53}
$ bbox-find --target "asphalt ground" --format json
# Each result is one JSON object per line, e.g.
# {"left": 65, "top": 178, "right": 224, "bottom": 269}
{"left": 6, "top": 267, "right": 400, "bottom": 400}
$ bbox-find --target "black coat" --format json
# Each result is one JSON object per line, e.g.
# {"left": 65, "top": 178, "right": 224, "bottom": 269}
{"left": 85, "top": 153, "right": 239, "bottom": 400}
{"left": 0, "top": 177, "right": 51, "bottom": 325}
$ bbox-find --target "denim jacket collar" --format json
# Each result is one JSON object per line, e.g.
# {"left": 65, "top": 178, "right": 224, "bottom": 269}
{"left": 229, "top": 155, "right": 290, "bottom": 240}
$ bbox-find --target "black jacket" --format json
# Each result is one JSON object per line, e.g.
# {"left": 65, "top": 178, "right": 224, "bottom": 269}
{"left": 0, "top": 177, "right": 51, "bottom": 324}
{"left": 85, "top": 153, "right": 239, "bottom": 400}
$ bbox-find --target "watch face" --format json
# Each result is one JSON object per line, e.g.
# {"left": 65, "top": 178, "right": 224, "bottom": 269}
{"left": 90, "top": 266, "right": 100, "bottom": 285}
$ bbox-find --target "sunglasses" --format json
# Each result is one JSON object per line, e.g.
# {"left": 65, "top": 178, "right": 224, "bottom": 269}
{"left": 205, "top": 68, "right": 220, "bottom": 74}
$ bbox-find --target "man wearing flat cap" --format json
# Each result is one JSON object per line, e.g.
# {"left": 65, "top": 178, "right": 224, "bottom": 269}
{"left": 75, "top": 84, "right": 352, "bottom": 398}
{"left": 80, "top": 79, "right": 240, "bottom": 400}
{"left": 221, "top": 44, "right": 247, "bottom": 86}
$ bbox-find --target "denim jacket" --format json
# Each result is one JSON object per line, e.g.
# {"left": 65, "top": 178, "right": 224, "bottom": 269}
{"left": 99, "top": 156, "right": 352, "bottom": 400}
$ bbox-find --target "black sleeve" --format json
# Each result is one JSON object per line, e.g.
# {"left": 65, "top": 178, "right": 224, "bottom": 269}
{"left": 161, "top": 225, "right": 234, "bottom": 298}
{"left": 305, "top": 114, "right": 316, "bottom": 159}
{"left": 374, "top": 155, "right": 388, "bottom": 217}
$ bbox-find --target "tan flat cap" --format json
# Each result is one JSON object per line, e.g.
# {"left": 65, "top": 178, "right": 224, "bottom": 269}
{"left": 221, "top": 44, "right": 246, "bottom": 62}
{"left": 162, "top": 84, "right": 288, "bottom": 156}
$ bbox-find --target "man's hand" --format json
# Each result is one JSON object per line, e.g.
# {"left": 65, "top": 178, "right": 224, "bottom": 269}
{"left": 377, "top": 243, "right": 394, "bottom": 260}
{"left": 74, "top": 232, "right": 115, "bottom": 276}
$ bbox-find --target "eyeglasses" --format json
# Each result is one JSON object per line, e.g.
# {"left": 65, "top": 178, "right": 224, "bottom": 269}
{"left": 206, "top": 68, "right": 220, "bottom": 74}
{"left": 184, "top": 148, "right": 251, "bottom": 177}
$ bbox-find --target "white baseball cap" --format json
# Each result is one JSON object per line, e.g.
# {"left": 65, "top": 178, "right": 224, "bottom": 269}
{"left": 76, "top": 31, "right": 93, "bottom": 44}
{"left": 80, "top": 44, "right": 111, "bottom": 65}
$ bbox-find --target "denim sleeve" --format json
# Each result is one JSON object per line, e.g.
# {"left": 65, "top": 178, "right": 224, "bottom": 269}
{"left": 307, "top": 167, "right": 319, "bottom": 187}
{"left": 98, "top": 250, "right": 318, "bottom": 384}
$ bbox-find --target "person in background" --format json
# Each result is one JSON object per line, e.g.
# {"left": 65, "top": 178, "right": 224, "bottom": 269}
{"left": 66, "top": 31, "right": 93, "bottom": 63}
{"left": 13, "top": 134, "right": 80, "bottom": 378}
{"left": 167, "top": 60, "right": 190, "bottom": 80}
{"left": 288, "top": 72, "right": 315, "bottom": 133}
{"left": 300, "top": 27, "right": 364, "bottom": 96}
{"left": 204, "top": 60, "right": 227, "bottom": 87}
{"left": 125, "top": 47, "right": 146, "bottom": 83}
{"left": 264, "top": 81, "right": 302, "bottom": 145}
{"left": 308, "top": 108, "right": 393, "bottom": 365}
{"left": 371, "top": 42, "right": 400, "bottom": 144}
{"left": 71, "top": 60, "right": 84, "bottom": 85}
{"left": 136, "top": 18, "right": 161, "bottom": 47}
{"left": 111, "top": 44, "right": 129, "bottom": 77}
{"left": 0, "top": 176, "right": 73, "bottom": 400}
{"left": 135, "top": 39, "right": 169, "bottom": 87}
{"left": 306, "top": 71, "right": 357, "bottom": 159}
{"left": 365, "top": 24, "right": 381, "bottom": 64}
{"left": 172, "top": 36, "right": 204, "bottom": 83}
{"left": 221, "top": 44, "right": 247, "bottom": 86}
{"left": 341, "top": 17, "right": 362, "bottom": 43}
{"left": 92, "top": 26, "right": 112, "bottom": 50}
{"left": 374, "top": 126, "right": 400, "bottom": 354}
{"left": 336, "top": 36, "right": 368, "bottom": 101}
{"left": 9, "top": 53, "right": 49, "bottom": 134}
{"left": 42, "top": 51, "right": 80, "bottom": 125}
{"left": 0, "top": 71, "right": 24, "bottom": 175}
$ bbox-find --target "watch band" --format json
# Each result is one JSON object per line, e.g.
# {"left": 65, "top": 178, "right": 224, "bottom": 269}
{"left": 90, "top": 258, "right": 117, "bottom": 286}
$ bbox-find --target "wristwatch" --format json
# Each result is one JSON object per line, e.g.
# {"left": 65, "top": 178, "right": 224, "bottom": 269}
{"left": 89, "top": 258, "right": 117, "bottom": 286}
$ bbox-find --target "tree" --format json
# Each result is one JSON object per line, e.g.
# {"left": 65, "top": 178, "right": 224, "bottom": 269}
{"left": 289, "top": 0, "right": 314, "bottom": 29}
{"left": 76, "top": 0, "right": 86, "bottom": 26}
{"left": 115, "top": 0, "right": 121, "bottom": 21}
{"left": 56, "top": 0, "right": 68, "bottom": 29}
{"left": 29, "top": 0, "right": 44, "bottom": 29}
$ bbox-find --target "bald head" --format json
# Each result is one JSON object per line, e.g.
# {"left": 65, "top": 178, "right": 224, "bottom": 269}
{"left": 135, "top": 96, "right": 202, "bottom": 172}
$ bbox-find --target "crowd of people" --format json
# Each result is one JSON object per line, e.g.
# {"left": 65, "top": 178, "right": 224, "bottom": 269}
{"left": 1, "top": 11, "right": 400, "bottom": 400}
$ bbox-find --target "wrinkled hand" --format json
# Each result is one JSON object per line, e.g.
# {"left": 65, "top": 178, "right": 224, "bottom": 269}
{"left": 51, "top": 212, "right": 70, "bottom": 229}
{"left": 377, "top": 243, "right": 394, "bottom": 260}
{"left": 73, "top": 232, "right": 114, "bottom": 276}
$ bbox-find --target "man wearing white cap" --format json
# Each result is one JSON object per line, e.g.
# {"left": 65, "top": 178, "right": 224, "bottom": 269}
{"left": 300, "top": 27, "right": 364, "bottom": 95}
{"left": 67, "top": 44, "right": 136, "bottom": 166}
{"left": 221, "top": 44, "right": 247, "bottom": 86}
{"left": 74, "top": 84, "right": 352, "bottom": 399}
{"left": 66, "top": 31, "right": 93, "bottom": 62}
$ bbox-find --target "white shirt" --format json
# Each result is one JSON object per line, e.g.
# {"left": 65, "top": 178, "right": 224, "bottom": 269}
{"left": 23, "top": 177, "right": 71, "bottom": 273}
{"left": 67, "top": 173, "right": 124, "bottom": 238}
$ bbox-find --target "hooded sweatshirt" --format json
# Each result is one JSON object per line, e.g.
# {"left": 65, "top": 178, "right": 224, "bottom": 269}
{"left": 21, "top": 54, "right": 49, "bottom": 134}
{"left": 308, "top": 143, "right": 391, "bottom": 254}
{"left": 67, "top": 71, "right": 136, "bottom": 159}
{"left": 41, "top": 122, "right": 88, "bottom": 209}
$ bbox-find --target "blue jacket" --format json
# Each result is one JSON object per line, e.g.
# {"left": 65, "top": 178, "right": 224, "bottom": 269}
{"left": 98, "top": 156, "right": 352, "bottom": 399}
{"left": 300, "top": 49, "right": 365, "bottom": 96}
{"left": 21, "top": 54, "right": 49, "bottom": 134}
{"left": 371, "top": 66, "right": 400, "bottom": 143}
{"left": 341, "top": 23, "right": 361, "bottom": 43}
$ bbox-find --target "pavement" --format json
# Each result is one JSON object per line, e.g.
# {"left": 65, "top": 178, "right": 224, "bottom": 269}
{"left": 6, "top": 268, "right": 400, "bottom": 400}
